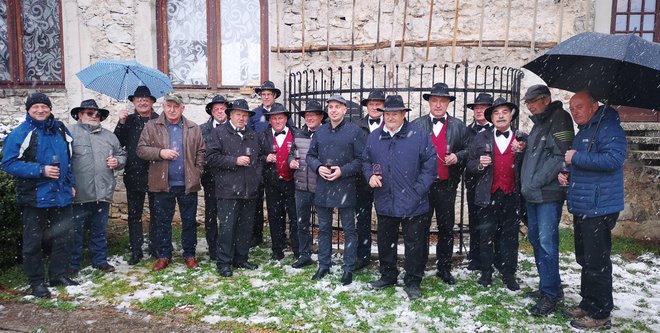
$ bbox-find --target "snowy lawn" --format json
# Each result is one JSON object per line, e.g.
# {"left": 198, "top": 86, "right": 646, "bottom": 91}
{"left": 2, "top": 227, "right": 659, "bottom": 332}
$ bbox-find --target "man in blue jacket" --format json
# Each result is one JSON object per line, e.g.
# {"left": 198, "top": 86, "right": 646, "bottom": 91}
{"left": 558, "top": 91, "right": 626, "bottom": 330}
{"left": 362, "top": 95, "right": 437, "bottom": 300}
{"left": 2, "top": 92, "right": 78, "bottom": 298}
{"left": 306, "top": 94, "right": 366, "bottom": 285}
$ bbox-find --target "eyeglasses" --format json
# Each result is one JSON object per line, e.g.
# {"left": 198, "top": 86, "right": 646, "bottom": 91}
{"left": 82, "top": 111, "right": 100, "bottom": 118}
{"left": 524, "top": 96, "right": 545, "bottom": 105}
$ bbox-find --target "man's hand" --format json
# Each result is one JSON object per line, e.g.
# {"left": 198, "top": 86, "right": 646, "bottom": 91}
{"left": 558, "top": 172, "right": 569, "bottom": 186}
{"left": 118, "top": 109, "right": 129, "bottom": 125}
{"left": 479, "top": 155, "right": 492, "bottom": 170}
{"left": 72, "top": 187, "right": 76, "bottom": 198}
{"left": 445, "top": 153, "right": 458, "bottom": 165}
{"left": 565, "top": 149, "right": 576, "bottom": 165}
{"left": 159, "top": 149, "right": 179, "bottom": 160}
{"left": 369, "top": 174, "right": 382, "bottom": 188}
{"left": 289, "top": 160, "right": 299, "bottom": 169}
{"left": 512, "top": 140, "right": 525, "bottom": 152}
{"left": 236, "top": 156, "right": 251, "bottom": 167}
{"left": 319, "top": 166, "right": 341, "bottom": 181}
{"left": 106, "top": 156, "right": 119, "bottom": 169}
{"left": 266, "top": 153, "right": 277, "bottom": 163}
{"left": 44, "top": 165, "right": 60, "bottom": 179}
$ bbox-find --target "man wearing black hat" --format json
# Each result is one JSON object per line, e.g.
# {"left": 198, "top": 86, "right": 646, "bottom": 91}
{"left": 354, "top": 89, "right": 386, "bottom": 270}
{"left": 519, "top": 84, "right": 574, "bottom": 316}
{"left": 464, "top": 93, "right": 494, "bottom": 271}
{"left": 306, "top": 94, "right": 366, "bottom": 285}
{"left": 362, "top": 95, "right": 437, "bottom": 300}
{"left": 467, "top": 97, "right": 526, "bottom": 291}
{"left": 2, "top": 92, "right": 78, "bottom": 297}
{"left": 259, "top": 103, "right": 299, "bottom": 261}
{"left": 200, "top": 95, "right": 231, "bottom": 260}
{"left": 206, "top": 99, "right": 264, "bottom": 277}
{"left": 114, "top": 85, "right": 159, "bottom": 265}
{"left": 289, "top": 101, "right": 326, "bottom": 269}
{"left": 68, "top": 100, "right": 127, "bottom": 275}
{"left": 411, "top": 82, "right": 468, "bottom": 285}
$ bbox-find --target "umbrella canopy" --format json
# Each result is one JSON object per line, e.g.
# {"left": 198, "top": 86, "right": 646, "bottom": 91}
{"left": 523, "top": 32, "right": 660, "bottom": 110}
{"left": 76, "top": 59, "right": 173, "bottom": 101}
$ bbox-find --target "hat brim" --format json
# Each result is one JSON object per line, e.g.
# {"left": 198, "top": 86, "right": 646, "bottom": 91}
{"left": 205, "top": 101, "right": 232, "bottom": 115}
{"left": 484, "top": 103, "right": 519, "bottom": 123}
{"left": 71, "top": 107, "right": 110, "bottom": 121}
{"left": 466, "top": 102, "right": 493, "bottom": 110}
{"left": 128, "top": 95, "right": 157, "bottom": 103}
{"left": 255, "top": 87, "right": 282, "bottom": 99}
{"left": 225, "top": 108, "right": 256, "bottom": 118}
{"left": 423, "top": 94, "right": 456, "bottom": 102}
{"left": 264, "top": 111, "right": 291, "bottom": 119}
{"left": 296, "top": 109, "right": 328, "bottom": 119}
{"left": 376, "top": 107, "right": 411, "bottom": 112}
{"left": 360, "top": 98, "right": 386, "bottom": 107}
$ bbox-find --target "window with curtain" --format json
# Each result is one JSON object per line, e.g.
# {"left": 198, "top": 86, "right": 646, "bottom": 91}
{"left": 0, "top": 0, "right": 64, "bottom": 87}
{"left": 156, "top": 0, "right": 266, "bottom": 89}
{"left": 611, "top": 0, "right": 659, "bottom": 42}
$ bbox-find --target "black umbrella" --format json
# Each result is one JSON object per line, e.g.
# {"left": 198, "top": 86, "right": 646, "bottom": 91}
{"left": 523, "top": 32, "right": 660, "bottom": 110}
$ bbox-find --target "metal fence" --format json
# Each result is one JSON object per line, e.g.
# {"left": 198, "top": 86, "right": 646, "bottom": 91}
{"left": 282, "top": 62, "right": 524, "bottom": 254}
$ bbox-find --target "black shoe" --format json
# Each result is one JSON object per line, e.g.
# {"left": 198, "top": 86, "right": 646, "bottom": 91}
{"left": 270, "top": 252, "right": 285, "bottom": 261}
{"left": 209, "top": 252, "right": 218, "bottom": 261}
{"left": 467, "top": 261, "right": 480, "bottom": 271}
{"left": 436, "top": 269, "right": 456, "bottom": 285}
{"left": 354, "top": 259, "right": 370, "bottom": 271}
{"left": 291, "top": 257, "right": 313, "bottom": 269}
{"left": 128, "top": 254, "right": 143, "bottom": 266}
{"left": 233, "top": 262, "right": 258, "bottom": 270}
{"left": 530, "top": 294, "right": 558, "bottom": 316}
{"left": 477, "top": 273, "right": 492, "bottom": 287}
{"left": 50, "top": 276, "right": 79, "bottom": 287}
{"left": 341, "top": 271, "right": 353, "bottom": 285}
{"left": 526, "top": 288, "right": 564, "bottom": 301}
{"left": 217, "top": 266, "right": 233, "bottom": 277}
{"left": 502, "top": 275, "right": 520, "bottom": 291}
{"left": 368, "top": 279, "right": 397, "bottom": 290}
{"left": 93, "top": 262, "right": 116, "bottom": 273}
{"left": 30, "top": 283, "right": 51, "bottom": 298}
{"left": 311, "top": 267, "right": 330, "bottom": 280}
{"left": 404, "top": 285, "right": 422, "bottom": 300}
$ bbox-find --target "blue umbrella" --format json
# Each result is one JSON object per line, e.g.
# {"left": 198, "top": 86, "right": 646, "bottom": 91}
{"left": 76, "top": 59, "right": 173, "bottom": 100}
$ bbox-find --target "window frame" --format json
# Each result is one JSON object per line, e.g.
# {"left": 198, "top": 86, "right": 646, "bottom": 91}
{"left": 155, "top": 0, "right": 269, "bottom": 90}
{"left": 610, "top": 0, "right": 660, "bottom": 42}
{"left": 0, "top": 0, "right": 65, "bottom": 89}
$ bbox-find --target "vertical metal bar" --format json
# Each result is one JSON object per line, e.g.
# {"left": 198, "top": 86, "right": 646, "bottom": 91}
{"left": 375, "top": 0, "right": 382, "bottom": 62}
{"left": 371, "top": 64, "right": 376, "bottom": 90}
{"left": 276, "top": 0, "right": 281, "bottom": 59}
{"left": 326, "top": 0, "right": 330, "bottom": 60}
{"left": 359, "top": 62, "right": 365, "bottom": 107}
{"left": 349, "top": 65, "right": 354, "bottom": 120}
{"left": 451, "top": 0, "right": 460, "bottom": 62}
{"left": 504, "top": 0, "right": 511, "bottom": 58}
{"left": 351, "top": 0, "right": 356, "bottom": 61}
{"left": 406, "top": 64, "right": 412, "bottom": 107}
{"left": 395, "top": 65, "right": 400, "bottom": 94}
{"left": 425, "top": 0, "right": 435, "bottom": 62}
{"left": 400, "top": 0, "right": 409, "bottom": 62}
{"left": 301, "top": 0, "right": 306, "bottom": 62}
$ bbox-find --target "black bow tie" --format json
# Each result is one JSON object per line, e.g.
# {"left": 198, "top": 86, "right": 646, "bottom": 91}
{"left": 369, "top": 118, "right": 380, "bottom": 125}
{"left": 432, "top": 117, "right": 445, "bottom": 124}
{"left": 496, "top": 130, "right": 509, "bottom": 138}
{"left": 274, "top": 130, "right": 286, "bottom": 136}
{"left": 236, "top": 129, "right": 246, "bottom": 134}
{"left": 475, "top": 124, "right": 489, "bottom": 132}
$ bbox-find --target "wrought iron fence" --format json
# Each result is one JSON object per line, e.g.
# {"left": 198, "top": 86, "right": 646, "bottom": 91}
{"left": 282, "top": 62, "right": 524, "bottom": 254}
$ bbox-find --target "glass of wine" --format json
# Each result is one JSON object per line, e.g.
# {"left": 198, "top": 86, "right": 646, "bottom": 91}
{"left": 445, "top": 144, "right": 452, "bottom": 165}
{"left": 245, "top": 147, "right": 252, "bottom": 164}
{"left": 560, "top": 162, "right": 570, "bottom": 187}
{"left": 483, "top": 143, "right": 492, "bottom": 167}
{"left": 294, "top": 149, "right": 301, "bottom": 161}
{"left": 514, "top": 130, "right": 527, "bottom": 153}
{"left": 272, "top": 144, "right": 278, "bottom": 153}
{"left": 108, "top": 149, "right": 114, "bottom": 169}
{"left": 325, "top": 159, "right": 335, "bottom": 174}
{"left": 372, "top": 163, "right": 382, "bottom": 176}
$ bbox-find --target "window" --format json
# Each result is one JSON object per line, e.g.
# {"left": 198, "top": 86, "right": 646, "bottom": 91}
{"left": 0, "top": 0, "right": 64, "bottom": 87}
{"left": 611, "top": 0, "right": 659, "bottom": 42}
{"left": 156, "top": 0, "right": 268, "bottom": 89}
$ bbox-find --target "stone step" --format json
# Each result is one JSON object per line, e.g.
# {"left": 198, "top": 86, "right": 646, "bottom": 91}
{"left": 642, "top": 166, "right": 660, "bottom": 179}
{"left": 629, "top": 150, "right": 660, "bottom": 160}
{"left": 627, "top": 136, "right": 660, "bottom": 145}
{"left": 621, "top": 122, "right": 660, "bottom": 131}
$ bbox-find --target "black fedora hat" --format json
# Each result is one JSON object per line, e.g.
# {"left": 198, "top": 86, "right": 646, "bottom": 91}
{"left": 423, "top": 82, "right": 456, "bottom": 102}
{"left": 205, "top": 95, "right": 232, "bottom": 115}
{"left": 484, "top": 97, "right": 519, "bottom": 123}
{"left": 360, "top": 89, "right": 386, "bottom": 106}
{"left": 376, "top": 95, "right": 411, "bottom": 112}
{"left": 296, "top": 100, "right": 328, "bottom": 119}
{"left": 128, "top": 86, "right": 156, "bottom": 103}
{"left": 466, "top": 93, "right": 494, "bottom": 109}
{"left": 71, "top": 99, "right": 110, "bottom": 121}
{"left": 225, "top": 99, "right": 256, "bottom": 117}
{"left": 264, "top": 103, "right": 291, "bottom": 119}
{"left": 254, "top": 80, "right": 281, "bottom": 99}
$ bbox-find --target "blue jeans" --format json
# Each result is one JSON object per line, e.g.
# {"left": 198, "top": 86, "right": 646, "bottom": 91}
{"left": 152, "top": 187, "right": 198, "bottom": 259}
{"left": 526, "top": 201, "right": 563, "bottom": 299}
{"left": 316, "top": 206, "right": 356, "bottom": 272}
{"left": 295, "top": 190, "right": 315, "bottom": 260}
{"left": 70, "top": 202, "right": 110, "bottom": 269}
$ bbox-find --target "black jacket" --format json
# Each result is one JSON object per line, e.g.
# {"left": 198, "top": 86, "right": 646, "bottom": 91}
{"left": 410, "top": 114, "right": 468, "bottom": 189}
{"left": 464, "top": 121, "right": 492, "bottom": 190}
{"left": 113, "top": 110, "right": 159, "bottom": 191}
{"left": 259, "top": 125, "right": 296, "bottom": 185}
{"left": 205, "top": 122, "right": 264, "bottom": 200}
{"left": 199, "top": 117, "right": 225, "bottom": 189}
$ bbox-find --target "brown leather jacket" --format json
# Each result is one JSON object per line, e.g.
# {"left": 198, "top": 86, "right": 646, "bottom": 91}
{"left": 136, "top": 114, "right": 205, "bottom": 194}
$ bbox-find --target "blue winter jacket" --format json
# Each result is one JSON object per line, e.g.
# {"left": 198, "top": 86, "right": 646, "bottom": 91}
{"left": 1, "top": 114, "right": 74, "bottom": 208}
{"left": 567, "top": 106, "right": 626, "bottom": 217}
{"left": 362, "top": 120, "right": 437, "bottom": 218}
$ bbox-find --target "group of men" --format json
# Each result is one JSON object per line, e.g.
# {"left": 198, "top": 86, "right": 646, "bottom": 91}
{"left": 2, "top": 79, "right": 625, "bottom": 330}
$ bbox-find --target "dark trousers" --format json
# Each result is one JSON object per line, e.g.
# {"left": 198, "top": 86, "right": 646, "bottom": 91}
{"left": 466, "top": 186, "right": 481, "bottom": 265}
{"left": 377, "top": 214, "right": 428, "bottom": 288}
{"left": 295, "top": 190, "right": 315, "bottom": 260}
{"left": 217, "top": 198, "right": 256, "bottom": 268}
{"left": 355, "top": 187, "right": 373, "bottom": 263}
{"left": 70, "top": 201, "right": 110, "bottom": 269}
{"left": 477, "top": 190, "right": 520, "bottom": 276}
{"left": 428, "top": 179, "right": 457, "bottom": 270}
{"left": 265, "top": 178, "right": 299, "bottom": 257}
{"left": 252, "top": 185, "right": 265, "bottom": 243}
{"left": 22, "top": 205, "right": 73, "bottom": 285}
{"left": 574, "top": 213, "right": 618, "bottom": 319}
{"left": 202, "top": 184, "right": 218, "bottom": 259}
{"left": 152, "top": 188, "right": 198, "bottom": 259}
{"left": 126, "top": 190, "right": 155, "bottom": 257}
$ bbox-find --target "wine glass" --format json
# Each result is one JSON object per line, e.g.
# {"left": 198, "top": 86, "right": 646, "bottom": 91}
{"left": 560, "top": 162, "right": 570, "bottom": 187}
{"left": 51, "top": 154, "right": 60, "bottom": 167}
{"left": 372, "top": 163, "right": 382, "bottom": 176}
{"left": 325, "top": 159, "right": 335, "bottom": 174}
{"left": 482, "top": 143, "right": 492, "bottom": 167}
{"left": 445, "top": 144, "right": 452, "bottom": 165}
{"left": 245, "top": 147, "right": 252, "bottom": 164}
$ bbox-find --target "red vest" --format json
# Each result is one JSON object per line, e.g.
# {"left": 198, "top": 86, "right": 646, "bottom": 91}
{"left": 432, "top": 125, "right": 449, "bottom": 180}
{"left": 275, "top": 131, "right": 294, "bottom": 181}
{"left": 491, "top": 138, "right": 515, "bottom": 194}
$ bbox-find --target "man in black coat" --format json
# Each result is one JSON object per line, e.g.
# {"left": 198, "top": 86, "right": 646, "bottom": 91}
{"left": 113, "top": 86, "right": 159, "bottom": 265}
{"left": 206, "top": 99, "right": 264, "bottom": 277}
{"left": 306, "top": 95, "right": 366, "bottom": 286}
{"left": 200, "top": 95, "right": 230, "bottom": 261}
{"left": 354, "top": 89, "right": 386, "bottom": 270}
{"left": 411, "top": 82, "right": 468, "bottom": 285}
{"left": 464, "top": 93, "right": 494, "bottom": 271}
